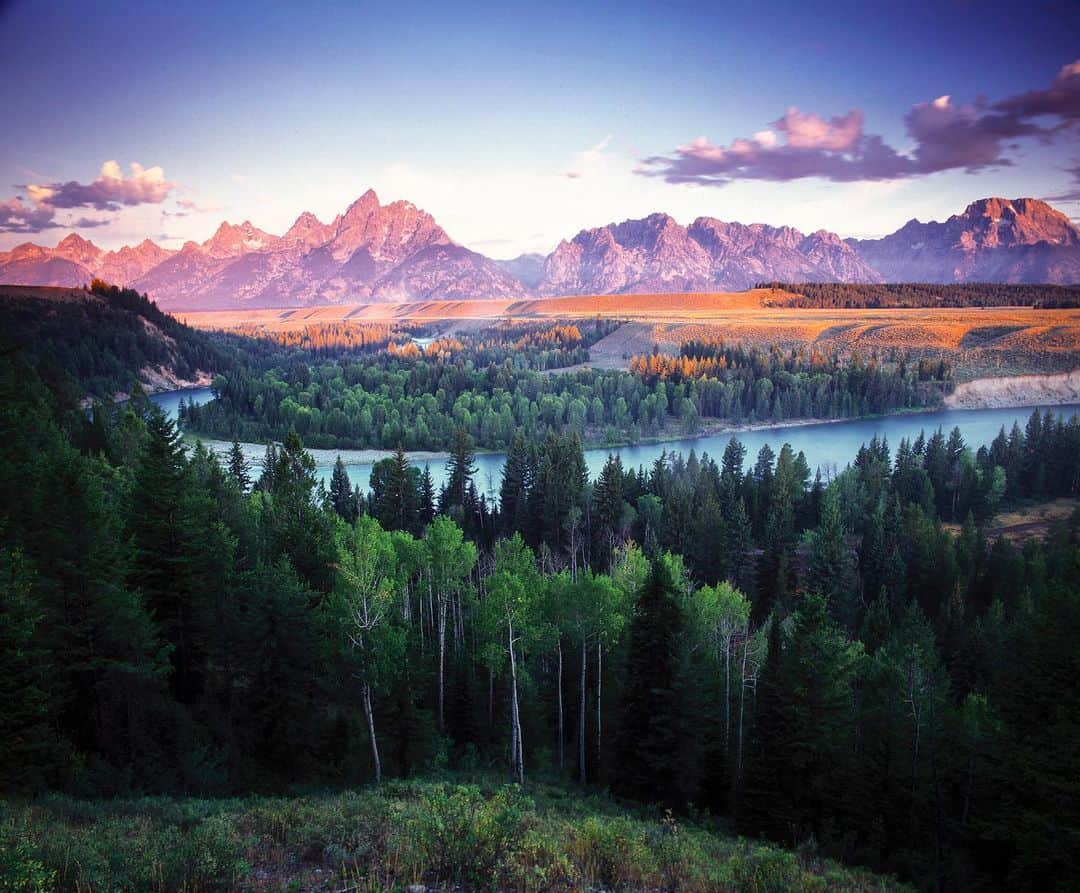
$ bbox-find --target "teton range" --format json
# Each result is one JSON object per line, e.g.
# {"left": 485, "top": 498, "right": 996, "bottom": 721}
{"left": 2, "top": 191, "right": 1078, "bottom": 309}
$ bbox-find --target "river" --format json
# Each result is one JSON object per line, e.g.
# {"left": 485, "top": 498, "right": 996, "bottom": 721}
{"left": 152, "top": 388, "right": 1079, "bottom": 499}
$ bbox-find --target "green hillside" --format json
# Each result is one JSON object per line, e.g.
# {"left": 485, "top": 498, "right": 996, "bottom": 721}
{"left": 1, "top": 777, "right": 909, "bottom": 892}
{"left": 0, "top": 280, "right": 226, "bottom": 399}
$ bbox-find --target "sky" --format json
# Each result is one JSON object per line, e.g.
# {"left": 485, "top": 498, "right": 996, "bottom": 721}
{"left": 1, "top": 0, "right": 1078, "bottom": 256}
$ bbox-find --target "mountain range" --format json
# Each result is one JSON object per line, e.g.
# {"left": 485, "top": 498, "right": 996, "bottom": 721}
{"left": 1, "top": 192, "right": 1077, "bottom": 309}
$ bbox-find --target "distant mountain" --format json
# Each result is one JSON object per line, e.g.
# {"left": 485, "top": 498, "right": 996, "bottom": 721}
{"left": 0, "top": 190, "right": 527, "bottom": 309}
{"left": 539, "top": 213, "right": 880, "bottom": 294}
{"left": 495, "top": 253, "right": 547, "bottom": 289}
{"left": 849, "top": 198, "right": 1080, "bottom": 284}
{"left": 2, "top": 195, "right": 1078, "bottom": 307}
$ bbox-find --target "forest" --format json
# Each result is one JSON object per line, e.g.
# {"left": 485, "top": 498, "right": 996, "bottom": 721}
{"left": 0, "top": 281, "right": 229, "bottom": 399}
{"left": 2, "top": 340, "right": 1078, "bottom": 891}
{"left": 182, "top": 333, "right": 950, "bottom": 451}
{"left": 756, "top": 281, "right": 1080, "bottom": 309}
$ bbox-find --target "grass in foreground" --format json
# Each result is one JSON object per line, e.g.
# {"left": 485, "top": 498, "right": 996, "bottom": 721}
{"left": 1, "top": 777, "right": 910, "bottom": 892}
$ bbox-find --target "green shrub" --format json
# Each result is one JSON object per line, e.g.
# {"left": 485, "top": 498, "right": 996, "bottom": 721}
{"left": 568, "top": 814, "right": 654, "bottom": 889}
{"left": 0, "top": 816, "right": 55, "bottom": 893}
{"left": 400, "top": 783, "right": 533, "bottom": 889}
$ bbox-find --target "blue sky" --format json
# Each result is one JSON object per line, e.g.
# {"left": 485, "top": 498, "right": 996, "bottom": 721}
{"left": 1, "top": 0, "right": 1078, "bottom": 255}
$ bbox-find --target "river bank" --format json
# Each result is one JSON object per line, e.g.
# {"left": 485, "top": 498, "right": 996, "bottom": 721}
{"left": 189, "top": 435, "right": 451, "bottom": 468}
{"left": 944, "top": 370, "right": 1080, "bottom": 409}
{"left": 186, "top": 415, "right": 866, "bottom": 470}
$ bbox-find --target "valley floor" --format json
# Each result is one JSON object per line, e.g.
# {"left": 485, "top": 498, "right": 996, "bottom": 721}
{"left": 179, "top": 294, "right": 1080, "bottom": 382}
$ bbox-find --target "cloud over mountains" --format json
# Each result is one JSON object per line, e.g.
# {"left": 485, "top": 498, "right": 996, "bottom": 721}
{"left": 0, "top": 161, "right": 175, "bottom": 234}
{"left": 639, "top": 59, "right": 1080, "bottom": 186}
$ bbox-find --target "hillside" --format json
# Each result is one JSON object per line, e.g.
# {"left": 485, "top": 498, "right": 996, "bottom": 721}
{"left": 0, "top": 777, "right": 910, "bottom": 892}
{"left": 0, "top": 282, "right": 226, "bottom": 399}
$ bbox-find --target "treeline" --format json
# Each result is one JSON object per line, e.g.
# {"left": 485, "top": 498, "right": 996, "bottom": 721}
{"left": 182, "top": 340, "right": 951, "bottom": 451}
{"left": 757, "top": 281, "right": 1080, "bottom": 309}
{"left": 631, "top": 342, "right": 948, "bottom": 422}
{"left": 224, "top": 321, "right": 417, "bottom": 355}
{"left": 0, "top": 280, "right": 228, "bottom": 398}
{"left": 3, "top": 351, "right": 1079, "bottom": 890}
{"left": 381, "top": 320, "right": 614, "bottom": 371}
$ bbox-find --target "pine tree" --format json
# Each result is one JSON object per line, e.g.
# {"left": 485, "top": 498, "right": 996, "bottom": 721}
{"left": 778, "top": 593, "right": 863, "bottom": 841}
{"left": 228, "top": 438, "right": 251, "bottom": 492}
{"left": 592, "top": 454, "right": 627, "bottom": 570}
{"left": 329, "top": 455, "right": 358, "bottom": 523}
{"left": 419, "top": 465, "right": 436, "bottom": 526}
{"left": 443, "top": 427, "right": 476, "bottom": 514}
{"left": 614, "top": 556, "right": 684, "bottom": 805}
{"left": 499, "top": 432, "right": 533, "bottom": 538}
{"left": 738, "top": 615, "right": 787, "bottom": 836}
{"left": 370, "top": 448, "right": 420, "bottom": 533}
{"left": 806, "top": 485, "right": 859, "bottom": 631}
{"left": 0, "top": 548, "right": 53, "bottom": 791}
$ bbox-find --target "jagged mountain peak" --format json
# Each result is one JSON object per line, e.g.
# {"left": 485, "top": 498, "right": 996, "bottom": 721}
{"left": 340, "top": 188, "right": 382, "bottom": 222}
{"left": 2, "top": 195, "right": 1078, "bottom": 305}
{"left": 202, "top": 220, "right": 279, "bottom": 258}
{"left": 851, "top": 196, "right": 1080, "bottom": 282}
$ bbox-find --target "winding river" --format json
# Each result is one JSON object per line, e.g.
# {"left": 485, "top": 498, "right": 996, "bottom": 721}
{"left": 153, "top": 388, "right": 1079, "bottom": 499}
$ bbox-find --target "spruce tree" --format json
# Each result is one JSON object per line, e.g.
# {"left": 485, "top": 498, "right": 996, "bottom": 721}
{"left": 228, "top": 438, "right": 251, "bottom": 492}
{"left": 418, "top": 465, "right": 436, "bottom": 526}
{"left": 329, "top": 456, "right": 357, "bottom": 522}
{"left": 614, "top": 556, "right": 684, "bottom": 806}
{"left": 499, "top": 432, "right": 533, "bottom": 538}
{"left": 806, "top": 485, "right": 859, "bottom": 631}
{"left": 370, "top": 448, "right": 420, "bottom": 533}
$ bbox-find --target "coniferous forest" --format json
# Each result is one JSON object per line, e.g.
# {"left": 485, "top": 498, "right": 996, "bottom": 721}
{"left": 2, "top": 322, "right": 1078, "bottom": 890}
{"left": 6, "top": 4, "right": 1080, "bottom": 890}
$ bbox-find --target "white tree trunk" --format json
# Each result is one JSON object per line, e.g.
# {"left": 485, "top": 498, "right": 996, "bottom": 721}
{"left": 596, "top": 640, "right": 603, "bottom": 774}
{"left": 724, "top": 635, "right": 732, "bottom": 748}
{"left": 508, "top": 618, "right": 524, "bottom": 784}
{"left": 437, "top": 596, "right": 447, "bottom": 733}
{"left": 579, "top": 637, "right": 587, "bottom": 784}
{"left": 363, "top": 682, "right": 382, "bottom": 784}
{"left": 736, "top": 637, "right": 748, "bottom": 785}
{"left": 557, "top": 639, "right": 564, "bottom": 771}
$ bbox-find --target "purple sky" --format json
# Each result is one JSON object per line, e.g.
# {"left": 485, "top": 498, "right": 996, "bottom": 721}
{"left": 1, "top": 0, "right": 1078, "bottom": 255}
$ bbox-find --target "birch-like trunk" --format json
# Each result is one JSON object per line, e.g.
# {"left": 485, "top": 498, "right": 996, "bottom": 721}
{"left": 363, "top": 682, "right": 382, "bottom": 784}
{"left": 557, "top": 638, "right": 564, "bottom": 771}
{"left": 723, "top": 635, "right": 732, "bottom": 748}
{"left": 508, "top": 617, "right": 524, "bottom": 784}
{"left": 437, "top": 596, "right": 447, "bottom": 733}
{"left": 579, "top": 637, "right": 587, "bottom": 784}
{"left": 736, "top": 636, "right": 748, "bottom": 785}
{"left": 596, "top": 640, "right": 602, "bottom": 774}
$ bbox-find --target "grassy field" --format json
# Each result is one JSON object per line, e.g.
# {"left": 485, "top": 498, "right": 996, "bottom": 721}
{"left": 944, "top": 497, "right": 1080, "bottom": 542}
{"left": 1, "top": 776, "right": 911, "bottom": 892}
{"left": 178, "top": 291, "right": 1080, "bottom": 381}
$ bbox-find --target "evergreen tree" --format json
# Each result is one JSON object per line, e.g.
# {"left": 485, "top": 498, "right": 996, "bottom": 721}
{"left": 806, "top": 485, "right": 859, "bottom": 631}
{"left": 418, "top": 465, "right": 436, "bottom": 526}
{"left": 499, "top": 432, "right": 534, "bottom": 539}
{"left": 738, "top": 615, "right": 786, "bottom": 836}
{"left": 592, "top": 454, "right": 628, "bottom": 570}
{"left": 329, "top": 455, "right": 358, "bottom": 523}
{"left": 614, "top": 557, "right": 684, "bottom": 806}
{"left": 370, "top": 447, "right": 420, "bottom": 533}
{"left": 228, "top": 438, "right": 251, "bottom": 492}
{"left": 441, "top": 427, "right": 477, "bottom": 520}
{"left": 0, "top": 548, "right": 53, "bottom": 791}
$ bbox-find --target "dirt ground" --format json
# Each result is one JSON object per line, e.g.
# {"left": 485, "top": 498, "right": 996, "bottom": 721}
{"left": 944, "top": 498, "right": 1078, "bottom": 542}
